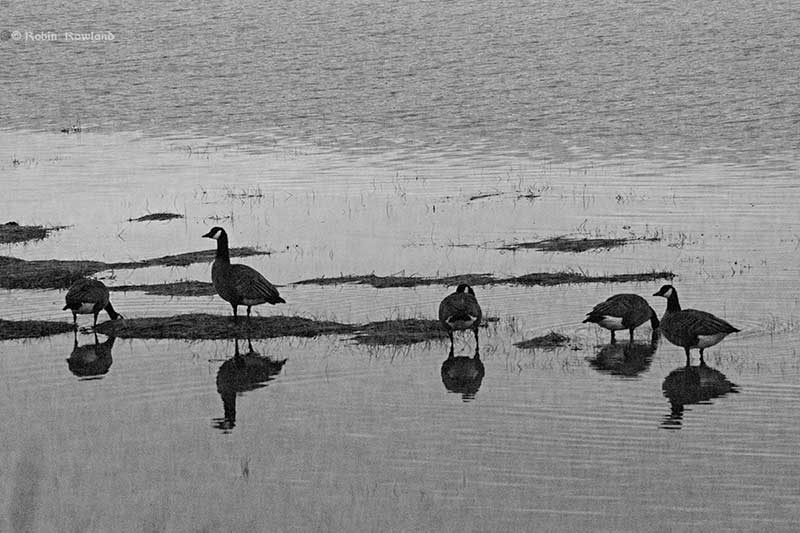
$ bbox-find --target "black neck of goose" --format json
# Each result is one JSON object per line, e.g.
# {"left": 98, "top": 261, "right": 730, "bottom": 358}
{"left": 665, "top": 292, "right": 681, "bottom": 313}
{"left": 216, "top": 233, "right": 231, "bottom": 264}
{"left": 105, "top": 302, "right": 121, "bottom": 320}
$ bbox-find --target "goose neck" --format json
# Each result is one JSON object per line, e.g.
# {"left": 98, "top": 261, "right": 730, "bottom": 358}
{"left": 216, "top": 233, "right": 231, "bottom": 264}
{"left": 665, "top": 292, "right": 681, "bottom": 313}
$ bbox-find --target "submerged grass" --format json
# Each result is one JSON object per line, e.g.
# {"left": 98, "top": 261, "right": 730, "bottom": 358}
{"left": 514, "top": 331, "right": 572, "bottom": 350}
{"left": 350, "top": 318, "right": 447, "bottom": 345}
{"left": 294, "top": 270, "right": 673, "bottom": 289}
{"left": 0, "top": 248, "right": 269, "bottom": 290}
{"left": 0, "top": 222, "right": 67, "bottom": 244}
{"left": 0, "top": 319, "right": 74, "bottom": 340}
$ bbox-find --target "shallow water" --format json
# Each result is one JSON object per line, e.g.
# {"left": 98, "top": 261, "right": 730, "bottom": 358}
{"left": 2, "top": 0, "right": 800, "bottom": 530}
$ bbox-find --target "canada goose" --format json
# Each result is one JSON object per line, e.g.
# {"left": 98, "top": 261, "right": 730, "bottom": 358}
{"left": 441, "top": 346, "right": 484, "bottom": 401}
{"left": 438, "top": 284, "right": 482, "bottom": 351}
{"left": 202, "top": 227, "right": 285, "bottom": 319}
{"left": 583, "top": 293, "right": 659, "bottom": 343}
{"left": 63, "top": 278, "right": 122, "bottom": 328}
{"left": 653, "top": 284, "right": 740, "bottom": 363}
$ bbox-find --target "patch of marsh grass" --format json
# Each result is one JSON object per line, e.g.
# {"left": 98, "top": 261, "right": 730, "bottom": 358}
{"left": 0, "top": 222, "right": 67, "bottom": 244}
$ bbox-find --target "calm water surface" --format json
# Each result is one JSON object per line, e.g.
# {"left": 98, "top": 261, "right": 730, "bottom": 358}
{"left": 2, "top": 0, "right": 800, "bottom": 530}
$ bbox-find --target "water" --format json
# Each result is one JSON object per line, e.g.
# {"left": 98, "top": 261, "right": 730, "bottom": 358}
{"left": 2, "top": 0, "right": 800, "bottom": 530}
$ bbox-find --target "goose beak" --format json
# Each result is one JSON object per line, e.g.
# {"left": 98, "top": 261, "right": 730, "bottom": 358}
{"left": 202, "top": 230, "right": 214, "bottom": 239}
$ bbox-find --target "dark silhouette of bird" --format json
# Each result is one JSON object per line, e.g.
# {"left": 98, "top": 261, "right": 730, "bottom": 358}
{"left": 202, "top": 227, "right": 284, "bottom": 320}
{"left": 654, "top": 284, "right": 739, "bottom": 364}
{"left": 583, "top": 293, "right": 659, "bottom": 343}
{"left": 438, "top": 284, "right": 482, "bottom": 352}
{"left": 63, "top": 278, "right": 122, "bottom": 329}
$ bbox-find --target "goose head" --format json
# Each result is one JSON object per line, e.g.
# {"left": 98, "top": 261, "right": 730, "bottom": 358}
{"left": 202, "top": 227, "right": 227, "bottom": 240}
{"left": 455, "top": 283, "right": 475, "bottom": 295}
{"left": 653, "top": 284, "right": 675, "bottom": 299}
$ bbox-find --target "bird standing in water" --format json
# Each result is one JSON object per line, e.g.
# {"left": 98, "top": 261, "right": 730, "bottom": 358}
{"left": 63, "top": 278, "right": 122, "bottom": 328}
{"left": 203, "top": 227, "right": 285, "bottom": 320}
{"left": 653, "top": 284, "right": 740, "bottom": 364}
{"left": 438, "top": 284, "right": 482, "bottom": 353}
{"left": 583, "top": 293, "right": 659, "bottom": 343}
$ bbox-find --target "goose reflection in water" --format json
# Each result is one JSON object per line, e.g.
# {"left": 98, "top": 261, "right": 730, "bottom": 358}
{"left": 588, "top": 331, "right": 659, "bottom": 378}
{"left": 661, "top": 361, "right": 738, "bottom": 429}
{"left": 66, "top": 330, "right": 115, "bottom": 379}
{"left": 441, "top": 346, "right": 485, "bottom": 401}
{"left": 213, "top": 337, "right": 287, "bottom": 432}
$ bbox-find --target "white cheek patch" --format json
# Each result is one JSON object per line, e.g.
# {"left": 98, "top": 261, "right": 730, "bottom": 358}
{"left": 665, "top": 288, "right": 674, "bottom": 298}
{"left": 211, "top": 229, "right": 222, "bottom": 240}
{"left": 597, "top": 316, "right": 625, "bottom": 330}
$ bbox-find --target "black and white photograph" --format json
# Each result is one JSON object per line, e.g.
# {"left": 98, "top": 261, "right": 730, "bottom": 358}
{"left": 1, "top": 1, "right": 799, "bottom": 531}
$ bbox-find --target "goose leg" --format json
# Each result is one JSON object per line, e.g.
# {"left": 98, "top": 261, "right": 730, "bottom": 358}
{"left": 72, "top": 312, "right": 78, "bottom": 329}
{"left": 473, "top": 326, "right": 480, "bottom": 352}
{"left": 448, "top": 330, "right": 454, "bottom": 350}
{"left": 93, "top": 312, "right": 99, "bottom": 329}
{"left": 684, "top": 347, "right": 691, "bottom": 366}
{"left": 699, "top": 348, "right": 705, "bottom": 365}
{"left": 610, "top": 330, "right": 616, "bottom": 344}
{"left": 232, "top": 304, "right": 238, "bottom": 322}
{"left": 629, "top": 328, "right": 635, "bottom": 343}
{"left": 247, "top": 306, "right": 252, "bottom": 318}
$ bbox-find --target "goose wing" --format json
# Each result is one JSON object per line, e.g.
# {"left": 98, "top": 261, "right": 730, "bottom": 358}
{"left": 585, "top": 294, "right": 650, "bottom": 321}
{"left": 587, "top": 295, "right": 633, "bottom": 318}
{"left": 229, "top": 264, "right": 284, "bottom": 304}
{"left": 65, "top": 279, "right": 108, "bottom": 306}
{"left": 439, "top": 293, "right": 482, "bottom": 323}
{"left": 674, "top": 309, "right": 739, "bottom": 335}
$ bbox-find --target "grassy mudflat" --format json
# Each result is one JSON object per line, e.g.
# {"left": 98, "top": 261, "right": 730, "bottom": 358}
{"left": 92, "top": 314, "right": 454, "bottom": 344}
{"left": 0, "top": 247, "right": 269, "bottom": 290}
{"left": 294, "top": 270, "right": 674, "bottom": 288}
{"left": 109, "top": 281, "right": 216, "bottom": 296}
{"left": 0, "top": 222, "right": 66, "bottom": 244}
{"left": 95, "top": 314, "right": 357, "bottom": 340}
{"left": 128, "top": 212, "right": 184, "bottom": 222}
{"left": 0, "top": 318, "right": 74, "bottom": 340}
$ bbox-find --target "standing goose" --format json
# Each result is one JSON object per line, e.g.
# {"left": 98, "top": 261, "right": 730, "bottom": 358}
{"left": 63, "top": 278, "right": 122, "bottom": 328}
{"left": 203, "top": 227, "right": 285, "bottom": 319}
{"left": 653, "top": 284, "right": 740, "bottom": 363}
{"left": 583, "top": 293, "right": 659, "bottom": 343}
{"left": 438, "top": 284, "right": 482, "bottom": 351}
